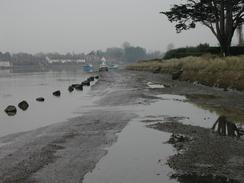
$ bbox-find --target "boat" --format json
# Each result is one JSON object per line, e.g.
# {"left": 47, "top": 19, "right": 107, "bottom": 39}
{"left": 83, "top": 64, "right": 94, "bottom": 72}
{"left": 99, "top": 58, "right": 108, "bottom": 72}
{"left": 108, "top": 64, "right": 119, "bottom": 69}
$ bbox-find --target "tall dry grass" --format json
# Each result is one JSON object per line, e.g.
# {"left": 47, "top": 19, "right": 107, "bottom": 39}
{"left": 127, "top": 55, "right": 244, "bottom": 90}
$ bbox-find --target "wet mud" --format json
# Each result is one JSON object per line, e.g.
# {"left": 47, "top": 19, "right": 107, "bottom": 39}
{"left": 0, "top": 70, "right": 244, "bottom": 183}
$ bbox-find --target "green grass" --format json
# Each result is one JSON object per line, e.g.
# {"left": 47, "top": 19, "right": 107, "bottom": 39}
{"left": 127, "top": 55, "right": 244, "bottom": 90}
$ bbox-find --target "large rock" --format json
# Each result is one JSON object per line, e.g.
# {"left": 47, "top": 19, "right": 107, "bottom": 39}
{"left": 88, "top": 76, "right": 95, "bottom": 82}
{"left": 82, "top": 80, "right": 90, "bottom": 86}
{"left": 95, "top": 75, "right": 99, "bottom": 79}
{"left": 172, "top": 70, "right": 183, "bottom": 80}
{"left": 4, "top": 105, "right": 17, "bottom": 116}
{"left": 74, "top": 84, "right": 83, "bottom": 91}
{"left": 36, "top": 97, "right": 45, "bottom": 102}
{"left": 18, "top": 100, "right": 29, "bottom": 111}
{"left": 71, "top": 84, "right": 79, "bottom": 88}
{"left": 70, "top": 84, "right": 83, "bottom": 91}
{"left": 68, "top": 86, "right": 74, "bottom": 92}
{"left": 53, "top": 90, "right": 61, "bottom": 97}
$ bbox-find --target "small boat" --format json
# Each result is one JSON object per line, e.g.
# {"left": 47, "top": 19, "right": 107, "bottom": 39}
{"left": 83, "top": 64, "right": 94, "bottom": 72}
{"left": 99, "top": 58, "right": 108, "bottom": 72}
{"left": 108, "top": 64, "right": 119, "bottom": 69}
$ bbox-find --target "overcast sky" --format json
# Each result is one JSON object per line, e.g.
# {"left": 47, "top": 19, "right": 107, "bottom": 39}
{"left": 0, "top": 0, "right": 238, "bottom": 53}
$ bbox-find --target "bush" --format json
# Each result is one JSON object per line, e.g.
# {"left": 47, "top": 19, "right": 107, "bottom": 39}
{"left": 164, "top": 46, "right": 244, "bottom": 59}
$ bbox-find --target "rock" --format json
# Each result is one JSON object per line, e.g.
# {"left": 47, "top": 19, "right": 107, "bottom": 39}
{"left": 18, "top": 100, "right": 29, "bottom": 111}
{"left": 71, "top": 84, "right": 79, "bottom": 88}
{"left": 82, "top": 80, "right": 90, "bottom": 86}
{"left": 88, "top": 76, "right": 95, "bottom": 81}
{"left": 153, "top": 67, "right": 161, "bottom": 74}
{"left": 95, "top": 75, "right": 99, "bottom": 79}
{"left": 168, "top": 134, "right": 190, "bottom": 144}
{"left": 164, "top": 84, "right": 171, "bottom": 88}
{"left": 168, "top": 134, "right": 191, "bottom": 151}
{"left": 193, "top": 81, "right": 199, "bottom": 86}
{"left": 74, "top": 84, "right": 83, "bottom": 91}
{"left": 36, "top": 97, "right": 45, "bottom": 102}
{"left": 68, "top": 86, "right": 74, "bottom": 92}
{"left": 172, "top": 70, "right": 183, "bottom": 80}
{"left": 70, "top": 84, "right": 83, "bottom": 91}
{"left": 53, "top": 90, "right": 61, "bottom": 97}
{"left": 4, "top": 105, "right": 17, "bottom": 116}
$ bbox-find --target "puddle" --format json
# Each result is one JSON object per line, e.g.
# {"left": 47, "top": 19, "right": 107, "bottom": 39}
{"left": 83, "top": 119, "right": 177, "bottom": 183}
{"left": 147, "top": 82, "right": 165, "bottom": 89}
{"left": 83, "top": 94, "right": 221, "bottom": 183}
{"left": 139, "top": 94, "right": 218, "bottom": 128}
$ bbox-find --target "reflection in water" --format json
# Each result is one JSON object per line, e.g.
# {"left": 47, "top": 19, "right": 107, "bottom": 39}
{"left": 10, "top": 66, "right": 47, "bottom": 73}
{"left": 171, "top": 173, "right": 240, "bottom": 183}
{"left": 186, "top": 94, "right": 244, "bottom": 124}
{"left": 83, "top": 95, "right": 219, "bottom": 183}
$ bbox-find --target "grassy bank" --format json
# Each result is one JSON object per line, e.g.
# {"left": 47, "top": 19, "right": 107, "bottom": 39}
{"left": 127, "top": 55, "right": 244, "bottom": 90}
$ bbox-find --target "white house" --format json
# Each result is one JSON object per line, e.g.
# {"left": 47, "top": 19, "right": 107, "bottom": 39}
{"left": 0, "top": 61, "right": 11, "bottom": 68}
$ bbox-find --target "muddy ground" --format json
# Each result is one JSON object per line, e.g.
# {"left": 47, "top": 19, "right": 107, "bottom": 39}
{"left": 0, "top": 70, "right": 244, "bottom": 183}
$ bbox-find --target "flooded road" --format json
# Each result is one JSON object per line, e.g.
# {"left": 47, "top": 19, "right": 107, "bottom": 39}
{"left": 0, "top": 68, "right": 96, "bottom": 137}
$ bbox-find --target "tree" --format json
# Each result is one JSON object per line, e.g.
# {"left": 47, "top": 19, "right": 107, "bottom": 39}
{"left": 124, "top": 46, "right": 147, "bottom": 62}
{"left": 161, "top": 0, "right": 244, "bottom": 56}
{"left": 106, "top": 47, "right": 124, "bottom": 59}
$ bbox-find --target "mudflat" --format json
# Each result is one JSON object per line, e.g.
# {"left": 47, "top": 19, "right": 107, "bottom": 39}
{"left": 0, "top": 70, "right": 244, "bottom": 183}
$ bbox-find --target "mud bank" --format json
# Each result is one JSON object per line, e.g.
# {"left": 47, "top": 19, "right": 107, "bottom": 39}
{"left": 0, "top": 70, "right": 244, "bottom": 183}
{"left": 0, "top": 110, "right": 134, "bottom": 183}
{"left": 149, "top": 121, "right": 244, "bottom": 182}
{"left": 0, "top": 71, "right": 136, "bottom": 183}
{"left": 126, "top": 70, "right": 244, "bottom": 123}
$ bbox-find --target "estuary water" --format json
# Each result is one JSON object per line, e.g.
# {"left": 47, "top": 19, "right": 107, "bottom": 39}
{"left": 0, "top": 67, "right": 96, "bottom": 137}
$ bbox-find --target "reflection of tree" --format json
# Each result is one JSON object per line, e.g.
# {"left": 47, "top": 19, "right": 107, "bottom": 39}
{"left": 171, "top": 173, "right": 239, "bottom": 183}
{"left": 237, "top": 25, "right": 243, "bottom": 46}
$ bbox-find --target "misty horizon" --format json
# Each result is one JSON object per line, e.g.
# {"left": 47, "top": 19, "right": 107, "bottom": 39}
{"left": 0, "top": 0, "right": 238, "bottom": 54}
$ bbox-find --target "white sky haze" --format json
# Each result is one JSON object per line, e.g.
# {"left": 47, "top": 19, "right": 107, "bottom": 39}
{"left": 0, "top": 0, "right": 234, "bottom": 53}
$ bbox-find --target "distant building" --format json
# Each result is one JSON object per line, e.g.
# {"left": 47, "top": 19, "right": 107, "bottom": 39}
{"left": 46, "top": 57, "right": 86, "bottom": 64}
{"left": 0, "top": 61, "right": 11, "bottom": 68}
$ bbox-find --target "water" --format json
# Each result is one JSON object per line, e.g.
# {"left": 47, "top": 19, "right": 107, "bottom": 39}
{"left": 83, "top": 94, "right": 220, "bottom": 183}
{"left": 0, "top": 70, "right": 233, "bottom": 182}
{"left": 84, "top": 119, "right": 176, "bottom": 183}
{"left": 0, "top": 68, "right": 96, "bottom": 137}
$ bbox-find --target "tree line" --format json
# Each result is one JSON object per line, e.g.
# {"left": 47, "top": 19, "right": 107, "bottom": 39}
{"left": 0, "top": 43, "right": 163, "bottom": 65}
{"left": 94, "top": 42, "right": 163, "bottom": 63}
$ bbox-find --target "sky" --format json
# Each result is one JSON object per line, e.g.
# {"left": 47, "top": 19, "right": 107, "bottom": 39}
{"left": 0, "top": 0, "right": 238, "bottom": 54}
